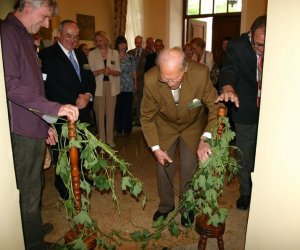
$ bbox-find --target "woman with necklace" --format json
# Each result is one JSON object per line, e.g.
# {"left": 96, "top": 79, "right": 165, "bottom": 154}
{"left": 114, "top": 35, "right": 137, "bottom": 137}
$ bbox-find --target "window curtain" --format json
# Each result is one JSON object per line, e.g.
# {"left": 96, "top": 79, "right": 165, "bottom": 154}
{"left": 125, "top": 0, "right": 143, "bottom": 50}
{"left": 114, "top": 0, "right": 128, "bottom": 40}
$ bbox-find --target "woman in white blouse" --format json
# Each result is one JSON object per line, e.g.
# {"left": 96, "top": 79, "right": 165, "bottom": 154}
{"left": 88, "top": 31, "right": 120, "bottom": 147}
{"left": 190, "top": 37, "right": 214, "bottom": 73}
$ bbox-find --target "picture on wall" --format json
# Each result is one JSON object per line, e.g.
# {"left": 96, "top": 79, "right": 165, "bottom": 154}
{"left": 77, "top": 14, "right": 95, "bottom": 40}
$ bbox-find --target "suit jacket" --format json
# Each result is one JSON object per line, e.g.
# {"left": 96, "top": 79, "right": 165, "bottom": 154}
{"left": 39, "top": 42, "right": 96, "bottom": 122}
{"left": 141, "top": 61, "right": 221, "bottom": 152}
{"left": 218, "top": 33, "right": 259, "bottom": 124}
{"left": 128, "top": 48, "right": 150, "bottom": 87}
{"left": 88, "top": 48, "right": 120, "bottom": 96}
{"left": 128, "top": 48, "right": 150, "bottom": 72}
{"left": 144, "top": 52, "right": 157, "bottom": 72}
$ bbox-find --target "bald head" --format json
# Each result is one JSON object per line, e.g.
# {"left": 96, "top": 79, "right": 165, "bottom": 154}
{"left": 157, "top": 47, "right": 187, "bottom": 71}
{"left": 157, "top": 47, "right": 187, "bottom": 89}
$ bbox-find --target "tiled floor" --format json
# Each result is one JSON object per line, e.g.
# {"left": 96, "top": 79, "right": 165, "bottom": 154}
{"left": 42, "top": 126, "right": 249, "bottom": 249}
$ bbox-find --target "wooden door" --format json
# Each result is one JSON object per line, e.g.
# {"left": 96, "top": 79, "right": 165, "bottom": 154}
{"left": 212, "top": 15, "right": 241, "bottom": 55}
{"left": 187, "top": 19, "right": 207, "bottom": 42}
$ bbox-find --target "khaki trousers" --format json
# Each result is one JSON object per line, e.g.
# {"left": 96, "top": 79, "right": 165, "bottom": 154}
{"left": 94, "top": 81, "right": 116, "bottom": 145}
{"left": 157, "top": 137, "right": 198, "bottom": 213}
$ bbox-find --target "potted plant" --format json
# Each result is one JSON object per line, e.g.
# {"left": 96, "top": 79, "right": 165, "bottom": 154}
{"left": 53, "top": 120, "right": 146, "bottom": 249}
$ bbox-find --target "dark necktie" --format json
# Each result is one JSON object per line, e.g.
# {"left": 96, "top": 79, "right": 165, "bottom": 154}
{"left": 68, "top": 51, "right": 81, "bottom": 81}
{"left": 135, "top": 49, "right": 141, "bottom": 65}
{"left": 257, "top": 55, "right": 263, "bottom": 107}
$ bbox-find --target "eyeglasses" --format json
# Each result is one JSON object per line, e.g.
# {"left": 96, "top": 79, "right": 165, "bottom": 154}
{"left": 252, "top": 40, "right": 265, "bottom": 48}
{"left": 158, "top": 74, "right": 184, "bottom": 85}
{"left": 159, "top": 78, "right": 183, "bottom": 85}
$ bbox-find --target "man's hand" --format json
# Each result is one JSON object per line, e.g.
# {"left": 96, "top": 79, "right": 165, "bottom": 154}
{"left": 197, "top": 138, "right": 212, "bottom": 163}
{"left": 76, "top": 93, "right": 90, "bottom": 109}
{"left": 215, "top": 85, "right": 240, "bottom": 107}
{"left": 58, "top": 104, "right": 79, "bottom": 122}
{"left": 153, "top": 149, "right": 173, "bottom": 166}
{"left": 46, "top": 127, "right": 58, "bottom": 145}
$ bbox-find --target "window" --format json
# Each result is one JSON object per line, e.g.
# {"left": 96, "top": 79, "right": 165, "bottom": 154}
{"left": 186, "top": 0, "right": 242, "bottom": 15}
{"left": 183, "top": 0, "right": 242, "bottom": 49}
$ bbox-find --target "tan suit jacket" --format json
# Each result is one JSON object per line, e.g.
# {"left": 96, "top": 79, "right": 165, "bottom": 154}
{"left": 141, "top": 61, "right": 221, "bottom": 152}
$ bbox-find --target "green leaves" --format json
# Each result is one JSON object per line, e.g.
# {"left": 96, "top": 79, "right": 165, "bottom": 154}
{"left": 130, "top": 229, "right": 151, "bottom": 242}
{"left": 97, "top": 238, "right": 116, "bottom": 250}
{"left": 73, "top": 210, "right": 93, "bottom": 225}
{"left": 93, "top": 175, "right": 111, "bottom": 191}
{"left": 168, "top": 219, "right": 180, "bottom": 237}
{"left": 121, "top": 176, "right": 132, "bottom": 190}
{"left": 121, "top": 176, "right": 143, "bottom": 198}
{"left": 73, "top": 238, "right": 87, "bottom": 250}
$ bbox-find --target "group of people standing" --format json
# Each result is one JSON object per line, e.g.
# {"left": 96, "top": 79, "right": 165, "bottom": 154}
{"left": 0, "top": 0, "right": 266, "bottom": 247}
{"left": 86, "top": 33, "right": 165, "bottom": 147}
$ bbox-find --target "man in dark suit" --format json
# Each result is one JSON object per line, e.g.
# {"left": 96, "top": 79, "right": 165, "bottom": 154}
{"left": 39, "top": 19, "right": 95, "bottom": 199}
{"left": 141, "top": 47, "right": 221, "bottom": 227}
{"left": 215, "top": 16, "right": 267, "bottom": 210}
{"left": 128, "top": 35, "right": 150, "bottom": 125}
{"left": 144, "top": 38, "right": 165, "bottom": 72}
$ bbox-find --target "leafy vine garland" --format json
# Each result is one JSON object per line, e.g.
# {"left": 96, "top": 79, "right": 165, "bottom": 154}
{"left": 52, "top": 113, "right": 238, "bottom": 249}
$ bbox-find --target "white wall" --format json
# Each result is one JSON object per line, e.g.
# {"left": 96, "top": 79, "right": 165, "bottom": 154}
{"left": 246, "top": 0, "right": 300, "bottom": 249}
{"left": 167, "top": 0, "right": 183, "bottom": 48}
{"left": 0, "top": 38, "right": 24, "bottom": 249}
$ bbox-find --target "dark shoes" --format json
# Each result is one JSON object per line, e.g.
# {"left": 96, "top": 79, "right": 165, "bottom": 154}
{"left": 152, "top": 207, "right": 175, "bottom": 222}
{"left": 42, "top": 223, "right": 54, "bottom": 236}
{"left": 181, "top": 212, "right": 194, "bottom": 228}
{"left": 44, "top": 241, "right": 61, "bottom": 250}
{"left": 152, "top": 207, "right": 195, "bottom": 228}
{"left": 236, "top": 195, "right": 251, "bottom": 210}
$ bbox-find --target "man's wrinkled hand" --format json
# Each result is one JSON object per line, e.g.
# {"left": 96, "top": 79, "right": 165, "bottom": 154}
{"left": 197, "top": 139, "right": 212, "bottom": 163}
{"left": 154, "top": 149, "right": 173, "bottom": 166}
{"left": 58, "top": 104, "right": 79, "bottom": 122}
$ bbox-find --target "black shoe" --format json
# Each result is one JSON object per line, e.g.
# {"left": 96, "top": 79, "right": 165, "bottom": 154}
{"left": 44, "top": 241, "right": 61, "bottom": 250}
{"left": 236, "top": 195, "right": 251, "bottom": 210}
{"left": 124, "top": 132, "right": 131, "bottom": 138}
{"left": 58, "top": 189, "right": 69, "bottom": 200}
{"left": 181, "top": 212, "right": 194, "bottom": 228}
{"left": 55, "top": 175, "right": 69, "bottom": 200}
{"left": 42, "top": 223, "right": 54, "bottom": 236}
{"left": 152, "top": 207, "right": 175, "bottom": 222}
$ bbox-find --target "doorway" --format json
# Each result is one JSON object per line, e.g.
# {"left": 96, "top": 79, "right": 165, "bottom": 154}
{"left": 184, "top": 14, "right": 241, "bottom": 54}
{"left": 212, "top": 14, "right": 241, "bottom": 55}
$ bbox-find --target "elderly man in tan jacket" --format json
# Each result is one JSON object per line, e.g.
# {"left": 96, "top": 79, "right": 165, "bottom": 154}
{"left": 141, "top": 47, "right": 221, "bottom": 227}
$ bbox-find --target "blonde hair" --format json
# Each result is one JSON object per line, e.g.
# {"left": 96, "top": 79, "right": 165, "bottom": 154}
{"left": 94, "top": 30, "right": 111, "bottom": 46}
